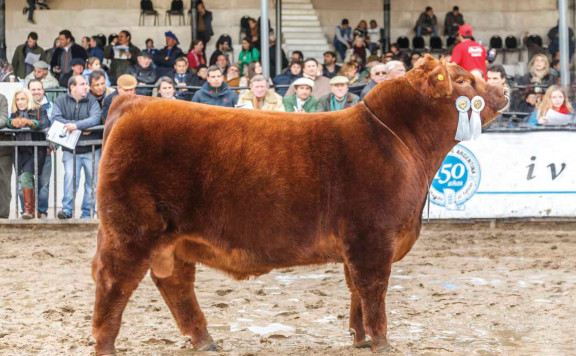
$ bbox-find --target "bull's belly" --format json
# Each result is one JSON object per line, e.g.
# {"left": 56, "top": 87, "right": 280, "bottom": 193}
{"left": 174, "top": 234, "right": 344, "bottom": 280}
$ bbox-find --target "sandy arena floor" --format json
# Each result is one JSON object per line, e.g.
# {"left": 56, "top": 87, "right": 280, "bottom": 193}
{"left": 0, "top": 222, "right": 575, "bottom": 356}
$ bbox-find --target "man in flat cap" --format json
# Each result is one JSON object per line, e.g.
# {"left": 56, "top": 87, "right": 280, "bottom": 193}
{"left": 102, "top": 74, "right": 137, "bottom": 122}
{"left": 125, "top": 51, "right": 158, "bottom": 95}
{"left": 154, "top": 31, "right": 184, "bottom": 77}
{"left": 283, "top": 77, "right": 317, "bottom": 113}
{"left": 317, "top": 76, "right": 360, "bottom": 112}
{"left": 24, "top": 60, "right": 60, "bottom": 89}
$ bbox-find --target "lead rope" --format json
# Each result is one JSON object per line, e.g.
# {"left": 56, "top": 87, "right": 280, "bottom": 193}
{"left": 361, "top": 101, "right": 432, "bottom": 221}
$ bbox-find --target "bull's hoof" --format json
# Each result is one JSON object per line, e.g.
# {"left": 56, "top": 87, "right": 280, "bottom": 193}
{"left": 197, "top": 342, "right": 220, "bottom": 352}
{"left": 353, "top": 339, "right": 372, "bottom": 348}
{"left": 370, "top": 338, "right": 391, "bottom": 354}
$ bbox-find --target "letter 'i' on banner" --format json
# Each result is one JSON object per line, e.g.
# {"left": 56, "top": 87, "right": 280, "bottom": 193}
{"left": 470, "top": 96, "right": 485, "bottom": 140}
{"left": 455, "top": 96, "right": 471, "bottom": 141}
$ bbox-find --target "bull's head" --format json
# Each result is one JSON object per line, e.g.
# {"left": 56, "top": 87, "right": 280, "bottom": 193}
{"left": 406, "top": 54, "right": 509, "bottom": 126}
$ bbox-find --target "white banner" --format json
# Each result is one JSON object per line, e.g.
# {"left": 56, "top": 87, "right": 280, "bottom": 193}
{"left": 426, "top": 131, "right": 576, "bottom": 218}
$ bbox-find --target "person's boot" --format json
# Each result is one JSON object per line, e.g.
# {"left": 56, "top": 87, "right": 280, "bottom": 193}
{"left": 22, "top": 188, "right": 35, "bottom": 220}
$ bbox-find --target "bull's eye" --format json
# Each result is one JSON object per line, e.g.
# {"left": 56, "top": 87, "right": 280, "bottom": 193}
{"left": 457, "top": 79, "right": 466, "bottom": 85}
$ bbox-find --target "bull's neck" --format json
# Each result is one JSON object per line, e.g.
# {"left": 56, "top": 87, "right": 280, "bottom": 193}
{"left": 362, "top": 80, "right": 459, "bottom": 186}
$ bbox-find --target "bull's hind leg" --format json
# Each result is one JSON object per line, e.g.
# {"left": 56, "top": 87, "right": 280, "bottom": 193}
{"left": 92, "top": 228, "right": 152, "bottom": 355}
{"left": 344, "top": 264, "right": 370, "bottom": 348}
{"left": 150, "top": 256, "right": 218, "bottom": 351}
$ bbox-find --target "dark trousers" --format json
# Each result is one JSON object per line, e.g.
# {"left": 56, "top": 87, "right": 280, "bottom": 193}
{"left": 26, "top": 0, "right": 35, "bottom": 21}
{"left": 0, "top": 153, "right": 13, "bottom": 218}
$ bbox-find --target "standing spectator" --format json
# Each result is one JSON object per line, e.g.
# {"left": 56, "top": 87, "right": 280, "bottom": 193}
{"left": 238, "top": 38, "right": 260, "bottom": 76}
{"left": 333, "top": 19, "right": 353, "bottom": 61}
{"left": 192, "top": 65, "right": 238, "bottom": 107}
{"left": 352, "top": 37, "right": 369, "bottom": 67}
{"left": 52, "top": 75, "right": 102, "bottom": 219}
{"left": 268, "top": 32, "right": 288, "bottom": 77}
{"left": 126, "top": 51, "right": 157, "bottom": 95}
{"left": 360, "top": 62, "right": 387, "bottom": 99}
{"left": 0, "top": 60, "right": 15, "bottom": 82}
{"left": 367, "top": 20, "right": 382, "bottom": 54}
{"left": 81, "top": 36, "right": 91, "bottom": 53}
{"left": 166, "top": 56, "right": 202, "bottom": 101}
{"left": 45, "top": 37, "right": 60, "bottom": 66}
{"left": 444, "top": 6, "right": 464, "bottom": 38}
{"left": 82, "top": 57, "right": 111, "bottom": 87}
{"left": 22, "top": 0, "right": 36, "bottom": 24}
{"left": 7, "top": 88, "right": 50, "bottom": 219}
{"left": 156, "top": 77, "right": 178, "bottom": 99}
{"left": 237, "top": 75, "right": 284, "bottom": 111}
{"left": 102, "top": 74, "right": 137, "bottom": 122}
{"left": 0, "top": 93, "right": 11, "bottom": 218}
{"left": 322, "top": 51, "right": 341, "bottom": 79}
{"left": 88, "top": 36, "right": 104, "bottom": 62}
{"left": 196, "top": 1, "right": 214, "bottom": 50}
{"left": 50, "top": 30, "right": 88, "bottom": 79}
{"left": 285, "top": 58, "right": 331, "bottom": 100}
{"left": 526, "top": 85, "right": 573, "bottom": 126}
{"left": 517, "top": 53, "right": 557, "bottom": 87}
{"left": 290, "top": 51, "right": 304, "bottom": 63}
{"left": 283, "top": 77, "right": 317, "bottom": 113}
{"left": 338, "top": 61, "right": 360, "bottom": 85}
{"left": 143, "top": 38, "right": 158, "bottom": 56}
{"left": 548, "top": 21, "right": 575, "bottom": 60}
{"left": 354, "top": 20, "right": 368, "bottom": 39}
{"left": 59, "top": 58, "right": 85, "bottom": 88}
{"left": 103, "top": 30, "right": 140, "bottom": 84}
{"left": 414, "top": 6, "right": 438, "bottom": 37}
{"left": 225, "top": 64, "right": 242, "bottom": 88}
{"left": 273, "top": 60, "right": 302, "bottom": 97}
{"left": 88, "top": 71, "right": 115, "bottom": 108}
{"left": 24, "top": 60, "right": 59, "bottom": 89}
{"left": 209, "top": 35, "right": 233, "bottom": 66}
{"left": 12, "top": 32, "right": 46, "bottom": 80}
{"left": 245, "top": 18, "right": 259, "bottom": 47}
{"left": 316, "top": 76, "right": 360, "bottom": 112}
{"left": 450, "top": 25, "right": 487, "bottom": 78}
{"left": 187, "top": 40, "right": 206, "bottom": 70}
{"left": 153, "top": 31, "right": 184, "bottom": 77}
{"left": 28, "top": 79, "right": 53, "bottom": 218}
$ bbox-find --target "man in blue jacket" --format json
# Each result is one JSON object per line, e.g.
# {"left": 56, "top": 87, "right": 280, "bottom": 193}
{"left": 52, "top": 75, "right": 102, "bottom": 219}
{"left": 192, "top": 65, "right": 237, "bottom": 107}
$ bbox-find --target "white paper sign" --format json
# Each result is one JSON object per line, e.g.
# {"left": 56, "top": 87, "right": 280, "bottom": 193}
{"left": 46, "top": 121, "right": 81, "bottom": 150}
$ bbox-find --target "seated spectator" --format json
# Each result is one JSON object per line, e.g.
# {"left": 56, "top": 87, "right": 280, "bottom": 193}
{"left": 390, "top": 43, "right": 401, "bottom": 58}
{"left": 24, "top": 60, "right": 59, "bottom": 89}
{"left": 517, "top": 53, "right": 557, "bottom": 87}
{"left": 414, "top": 6, "right": 438, "bottom": 37}
{"left": 548, "top": 21, "right": 575, "bottom": 60}
{"left": 360, "top": 62, "right": 387, "bottom": 99}
{"left": 215, "top": 53, "right": 229, "bottom": 77}
{"left": 322, "top": 51, "right": 341, "bottom": 79}
{"left": 354, "top": 20, "right": 368, "bottom": 39}
{"left": 348, "top": 53, "right": 364, "bottom": 72}
{"left": 225, "top": 64, "right": 242, "bottom": 88}
{"left": 338, "top": 61, "right": 360, "bottom": 85}
{"left": 514, "top": 89, "right": 538, "bottom": 114}
{"left": 143, "top": 38, "right": 158, "bottom": 56}
{"left": 196, "top": 64, "right": 208, "bottom": 81}
{"left": 238, "top": 37, "right": 260, "bottom": 76}
{"left": 187, "top": 40, "right": 206, "bottom": 71}
{"left": 526, "top": 85, "right": 573, "bottom": 126}
{"left": 126, "top": 51, "right": 158, "bottom": 95}
{"left": 166, "top": 56, "right": 202, "bottom": 100}
{"left": 0, "top": 60, "right": 15, "bottom": 82}
{"left": 156, "top": 77, "right": 179, "bottom": 99}
{"left": 59, "top": 58, "right": 86, "bottom": 88}
{"left": 408, "top": 51, "right": 422, "bottom": 70}
{"left": 290, "top": 50, "right": 304, "bottom": 64}
{"left": 386, "top": 60, "right": 407, "bottom": 80}
{"left": 285, "top": 58, "right": 331, "bottom": 100}
{"left": 209, "top": 34, "right": 233, "bottom": 66}
{"left": 381, "top": 52, "right": 394, "bottom": 64}
{"left": 239, "top": 61, "right": 270, "bottom": 96}
{"left": 283, "top": 77, "right": 317, "bottom": 113}
{"left": 154, "top": 31, "right": 184, "bottom": 77}
{"left": 102, "top": 74, "right": 137, "bottom": 121}
{"left": 83, "top": 57, "right": 111, "bottom": 87}
{"left": 0, "top": 92, "right": 9, "bottom": 218}
{"left": 444, "top": 6, "right": 464, "bottom": 38}
{"left": 550, "top": 59, "right": 560, "bottom": 82}
{"left": 317, "top": 76, "right": 360, "bottom": 112}
{"left": 367, "top": 20, "right": 382, "bottom": 54}
{"left": 50, "top": 30, "right": 88, "bottom": 80}
{"left": 103, "top": 30, "right": 139, "bottom": 84}
{"left": 359, "top": 55, "right": 380, "bottom": 82}
{"left": 53, "top": 75, "right": 102, "bottom": 219}
{"left": 191, "top": 65, "right": 238, "bottom": 107}
{"left": 7, "top": 88, "right": 49, "bottom": 219}
{"left": 88, "top": 36, "right": 104, "bottom": 62}
{"left": 11, "top": 31, "right": 46, "bottom": 80}
{"left": 333, "top": 18, "right": 353, "bottom": 61}
{"left": 273, "top": 60, "right": 302, "bottom": 97}
{"left": 88, "top": 70, "right": 115, "bottom": 109}
{"left": 237, "top": 75, "right": 284, "bottom": 111}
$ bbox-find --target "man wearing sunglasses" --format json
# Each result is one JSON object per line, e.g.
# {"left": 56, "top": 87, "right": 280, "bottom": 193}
{"left": 360, "top": 62, "right": 387, "bottom": 100}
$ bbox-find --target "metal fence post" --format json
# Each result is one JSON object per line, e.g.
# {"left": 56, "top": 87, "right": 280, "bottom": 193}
{"left": 52, "top": 146, "right": 57, "bottom": 218}
{"left": 91, "top": 145, "right": 95, "bottom": 219}
{"left": 72, "top": 149, "right": 76, "bottom": 219}
{"left": 14, "top": 146, "right": 18, "bottom": 218}
{"left": 34, "top": 146, "right": 38, "bottom": 219}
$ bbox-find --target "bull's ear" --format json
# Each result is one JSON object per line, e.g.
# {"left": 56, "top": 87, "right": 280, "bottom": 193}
{"left": 407, "top": 54, "right": 453, "bottom": 98}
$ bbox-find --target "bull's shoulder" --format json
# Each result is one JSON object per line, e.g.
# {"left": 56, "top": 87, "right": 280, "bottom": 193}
{"left": 103, "top": 95, "right": 159, "bottom": 146}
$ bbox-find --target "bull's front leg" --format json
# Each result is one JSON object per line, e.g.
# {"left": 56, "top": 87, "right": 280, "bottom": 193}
{"left": 344, "top": 264, "right": 370, "bottom": 348}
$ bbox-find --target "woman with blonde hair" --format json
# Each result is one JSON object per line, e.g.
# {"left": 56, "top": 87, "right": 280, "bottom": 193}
{"left": 7, "top": 88, "right": 49, "bottom": 219}
{"left": 518, "top": 53, "right": 557, "bottom": 86}
{"left": 338, "top": 61, "right": 359, "bottom": 84}
{"left": 527, "top": 85, "right": 573, "bottom": 126}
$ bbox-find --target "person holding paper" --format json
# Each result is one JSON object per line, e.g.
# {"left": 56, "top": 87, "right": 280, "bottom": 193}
{"left": 11, "top": 31, "right": 46, "bottom": 80}
{"left": 7, "top": 88, "right": 50, "bottom": 219}
{"left": 52, "top": 75, "right": 102, "bottom": 219}
{"left": 526, "top": 85, "right": 574, "bottom": 126}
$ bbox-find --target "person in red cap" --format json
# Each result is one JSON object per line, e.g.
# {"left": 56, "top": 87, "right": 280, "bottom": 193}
{"left": 450, "top": 24, "right": 487, "bottom": 79}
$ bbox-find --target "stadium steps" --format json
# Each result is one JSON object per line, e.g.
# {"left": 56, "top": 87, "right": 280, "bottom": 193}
{"left": 281, "top": 0, "right": 330, "bottom": 62}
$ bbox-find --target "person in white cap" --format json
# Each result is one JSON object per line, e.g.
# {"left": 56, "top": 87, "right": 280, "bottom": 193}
{"left": 283, "top": 77, "right": 317, "bottom": 113}
{"left": 317, "top": 76, "right": 360, "bottom": 112}
{"left": 24, "top": 60, "right": 59, "bottom": 89}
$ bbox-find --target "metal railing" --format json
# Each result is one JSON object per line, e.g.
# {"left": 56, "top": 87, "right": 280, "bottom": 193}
{"left": 0, "top": 125, "right": 103, "bottom": 220}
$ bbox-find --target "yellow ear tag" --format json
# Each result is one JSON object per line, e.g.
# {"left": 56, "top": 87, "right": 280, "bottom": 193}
{"left": 438, "top": 74, "right": 444, "bottom": 81}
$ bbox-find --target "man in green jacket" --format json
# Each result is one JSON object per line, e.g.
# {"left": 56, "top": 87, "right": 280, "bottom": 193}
{"left": 11, "top": 32, "right": 46, "bottom": 80}
{"left": 0, "top": 93, "right": 12, "bottom": 218}
{"left": 283, "top": 77, "right": 317, "bottom": 113}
